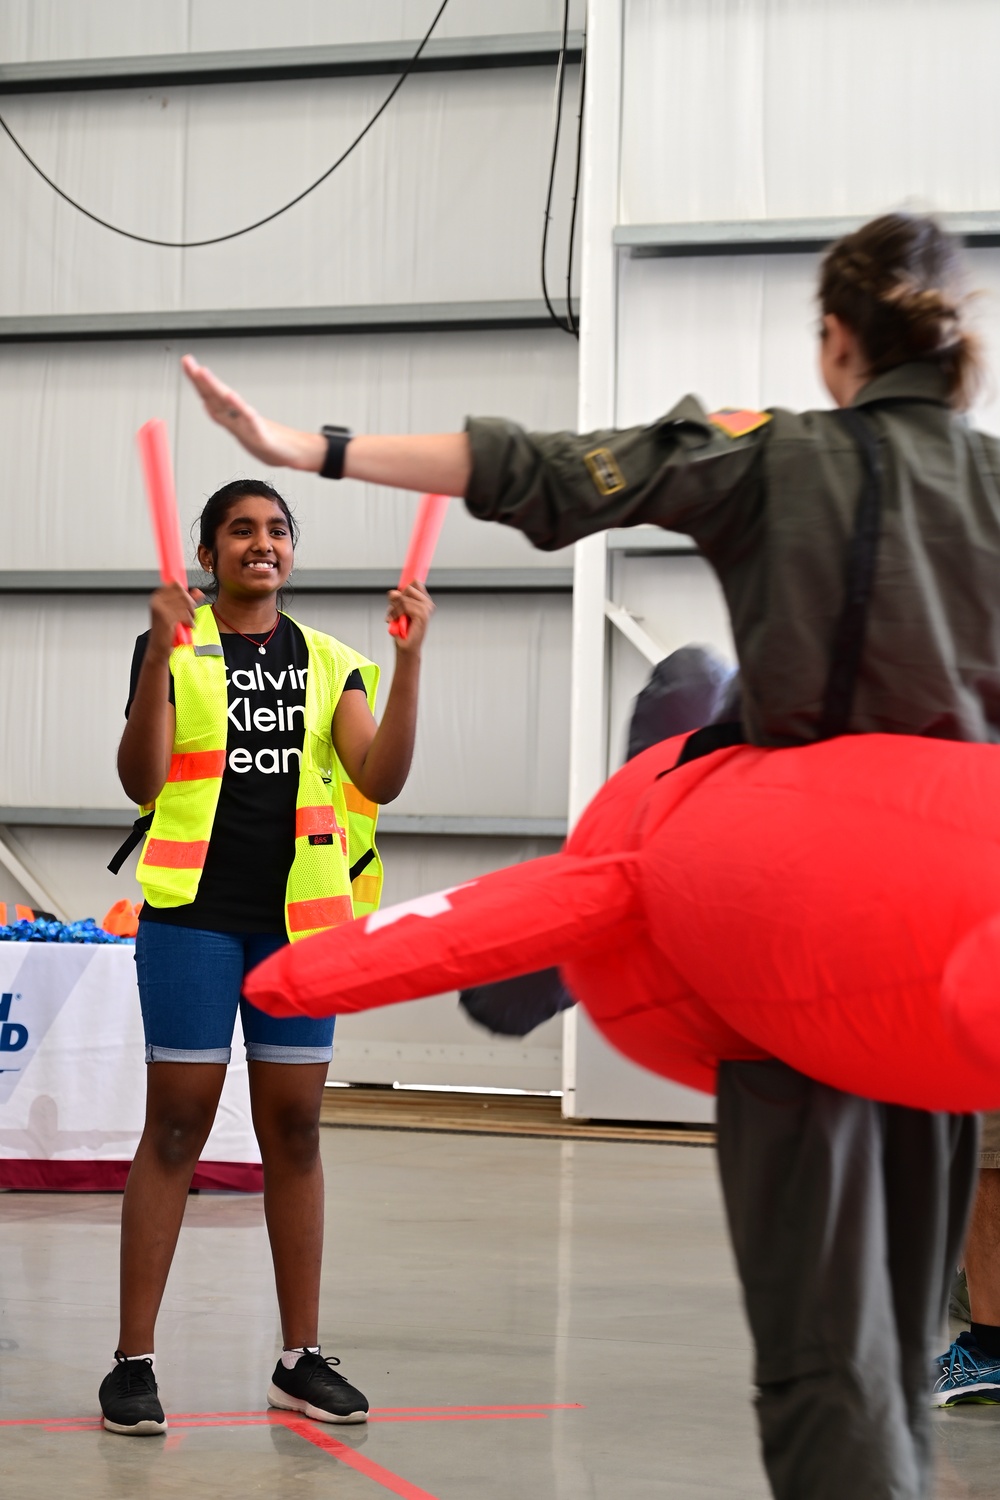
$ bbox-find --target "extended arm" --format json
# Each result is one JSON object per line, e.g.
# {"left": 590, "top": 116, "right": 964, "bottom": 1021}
{"left": 332, "top": 583, "right": 433, "bottom": 804}
{"left": 181, "top": 356, "right": 470, "bottom": 495}
{"left": 181, "top": 356, "right": 763, "bottom": 550}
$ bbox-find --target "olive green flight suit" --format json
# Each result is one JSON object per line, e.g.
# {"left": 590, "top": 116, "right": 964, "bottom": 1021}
{"left": 463, "top": 362, "right": 992, "bottom": 1500}
{"left": 466, "top": 362, "right": 1000, "bottom": 746}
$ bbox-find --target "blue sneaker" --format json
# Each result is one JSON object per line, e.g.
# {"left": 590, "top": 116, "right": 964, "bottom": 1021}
{"left": 932, "top": 1330, "right": 1000, "bottom": 1406}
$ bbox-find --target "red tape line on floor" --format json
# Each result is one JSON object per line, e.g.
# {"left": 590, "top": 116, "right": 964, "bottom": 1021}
{"left": 0, "top": 1403, "right": 583, "bottom": 1432}
{"left": 273, "top": 1411, "right": 442, "bottom": 1500}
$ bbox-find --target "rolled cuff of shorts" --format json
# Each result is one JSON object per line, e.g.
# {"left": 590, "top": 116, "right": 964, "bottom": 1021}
{"left": 146, "top": 1043, "right": 232, "bottom": 1064}
{"left": 980, "top": 1111, "right": 1000, "bottom": 1169}
{"left": 245, "top": 1042, "right": 333, "bottom": 1065}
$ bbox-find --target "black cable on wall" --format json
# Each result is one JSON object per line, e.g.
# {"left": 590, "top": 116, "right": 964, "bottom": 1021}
{"left": 0, "top": 0, "right": 451, "bottom": 249}
{"left": 540, "top": 0, "right": 586, "bottom": 340}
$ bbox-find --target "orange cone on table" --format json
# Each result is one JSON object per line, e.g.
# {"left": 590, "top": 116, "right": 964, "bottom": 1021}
{"left": 102, "top": 899, "right": 142, "bottom": 937}
{"left": 388, "top": 493, "right": 449, "bottom": 639}
{"left": 136, "top": 418, "right": 192, "bottom": 647}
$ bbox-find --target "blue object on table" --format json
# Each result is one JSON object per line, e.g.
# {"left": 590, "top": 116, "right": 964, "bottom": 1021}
{"left": 0, "top": 918, "right": 134, "bottom": 945}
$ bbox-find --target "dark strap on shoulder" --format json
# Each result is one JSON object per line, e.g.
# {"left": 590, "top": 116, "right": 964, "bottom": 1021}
{"left": 815, "top": 408, "right": 887, "bottom": 741}
{"left": 815, "top": 406, "right": 884, "bottom": 740}
{"left": 108, "top": 811, "right": 153, "bottom": 875}
{"left": 669, "top": 405, "right": 884, "bottom": 771}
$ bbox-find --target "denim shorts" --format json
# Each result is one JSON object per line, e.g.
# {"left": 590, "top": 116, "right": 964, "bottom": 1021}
{"left": 135, "top": 921, "right": 335, "bottom": 1065}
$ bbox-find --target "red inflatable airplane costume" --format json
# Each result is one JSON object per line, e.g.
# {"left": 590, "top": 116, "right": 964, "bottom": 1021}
{"left": 245, "top": 731, "right": 1000, "bottom": 1113}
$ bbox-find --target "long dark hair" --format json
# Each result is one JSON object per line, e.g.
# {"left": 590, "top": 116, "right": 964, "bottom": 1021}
{"left": 195, "top": 478, "right": 299, "bottom": 600}
{"left": 819, "top": 213, "right": 984, "bottom": 410}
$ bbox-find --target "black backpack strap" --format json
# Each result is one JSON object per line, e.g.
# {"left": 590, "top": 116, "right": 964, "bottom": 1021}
{"left": 107, "top": 811, "right": 154, "bottom": 875}
{"left": 815, "top": 406, "right": 884, "bottom": 740}
{"left": 349, "top": 846, "right": 376, "bottom": 883}
{"left": 663, "top": 405, "right": 884, "bottom": 774}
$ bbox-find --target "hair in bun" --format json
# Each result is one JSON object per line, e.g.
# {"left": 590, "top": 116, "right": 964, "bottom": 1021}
{"left": 819, "top": 213, "right": 983, "bottom": 409}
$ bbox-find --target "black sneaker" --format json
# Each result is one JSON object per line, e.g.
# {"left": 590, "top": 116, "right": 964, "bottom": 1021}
{"left": 98, "top": 1352, "right": 167, "bottom": 1435}
{"left": 267, "top": 1351, "right": 368, "bottom": 1424}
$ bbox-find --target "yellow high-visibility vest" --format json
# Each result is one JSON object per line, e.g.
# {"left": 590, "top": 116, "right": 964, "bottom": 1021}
{"left": 137, "top": 605, "right": 382, "bottom": 941}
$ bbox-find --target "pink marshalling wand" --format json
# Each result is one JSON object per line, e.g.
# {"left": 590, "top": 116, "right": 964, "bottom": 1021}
{"left": 388, "top": 493, "right": 449, "bottom": 639}
{"left": 137, "top": 419, "right": 192, "bottom": 647}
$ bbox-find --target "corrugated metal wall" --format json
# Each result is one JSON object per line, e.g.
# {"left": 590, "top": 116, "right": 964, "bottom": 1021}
{"left": 0, "top": 2, "right": 582, "bottom": 59}
{"left": 0, "top": 1, "right": 584, "bottom": 1088}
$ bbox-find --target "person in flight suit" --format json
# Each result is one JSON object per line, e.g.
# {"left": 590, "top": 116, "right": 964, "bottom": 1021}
{"left": 183, "top": 212, "right": 992, "bottom": 1500}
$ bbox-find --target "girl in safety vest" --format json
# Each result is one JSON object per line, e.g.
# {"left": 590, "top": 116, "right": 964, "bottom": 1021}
{"left": 184, "top": 215, "right": 997, "bottom": 1500}
{"left": 99, "top": 477, "right": 432, "bottom": 1437}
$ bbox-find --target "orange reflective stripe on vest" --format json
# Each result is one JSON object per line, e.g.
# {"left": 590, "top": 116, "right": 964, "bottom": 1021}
{"left": 296, "top": 804, "right": 348, "bottom": 852}
{"left": 144, "top": 837, "right": 210, "bottom": 870}
{"left": 286, "top": 895, "right": 354, "bottom": 933}
{"left": 343, "top": 784, "right": 378, "bottom": 820}
{"left": 168, "top": 749, "right": 227, "bottom": 782}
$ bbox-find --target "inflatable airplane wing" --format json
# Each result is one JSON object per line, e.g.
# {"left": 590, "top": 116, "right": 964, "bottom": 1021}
{"left": 244, "top": 733, "right": 1000, "bottom": 1111}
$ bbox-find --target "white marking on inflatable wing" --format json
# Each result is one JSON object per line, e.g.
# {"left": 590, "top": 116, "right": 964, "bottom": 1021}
{"left": 365, "top": 884, "right": 477, "bottom": 934}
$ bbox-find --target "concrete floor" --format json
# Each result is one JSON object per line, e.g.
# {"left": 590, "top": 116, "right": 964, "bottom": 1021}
{"left": 1, "top": 1128, "right": 998, "bottom": 1500}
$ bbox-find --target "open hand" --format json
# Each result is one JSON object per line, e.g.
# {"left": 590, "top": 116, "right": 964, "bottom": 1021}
{"left": 181, "top": 355, "right": 326, "bottom": 471}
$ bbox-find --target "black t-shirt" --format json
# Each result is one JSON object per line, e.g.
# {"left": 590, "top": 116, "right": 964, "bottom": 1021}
{"left": 126, "top": 615, "right": 364, "bottom": 933}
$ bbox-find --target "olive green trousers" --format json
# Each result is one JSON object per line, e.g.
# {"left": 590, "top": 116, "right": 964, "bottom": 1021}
{"left": 716, "top": 1060, "right": 979, "bottom": 1500}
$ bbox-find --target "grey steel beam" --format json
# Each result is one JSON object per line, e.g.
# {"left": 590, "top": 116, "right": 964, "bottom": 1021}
{"left": 0, "top": 807, "right": 567, "bottom": 838}
{"left": 0, "top": 33, "right": 584, "bottom": 95}
{"left": 0, "top": 568, "right": 574, "bottom": 595}
{"left": 607, "top": 528, "right": 695, "bottom": 554}
{"left": 380, "top": 814, "right": 566, "bottom": 838}
{"left": 616, "top": 212, "right": 1000, "bottom": 258}
{"left": 0, "top": 299, "right": 578, "bottom": 345}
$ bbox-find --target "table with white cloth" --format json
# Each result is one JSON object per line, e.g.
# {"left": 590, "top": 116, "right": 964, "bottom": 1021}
{"left": 0, "top": 942, "right": 261, "bottom": 1191}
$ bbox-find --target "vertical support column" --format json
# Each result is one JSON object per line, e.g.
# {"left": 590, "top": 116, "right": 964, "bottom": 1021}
{"left": 562, "top": 0, "right": 624, "bottom": 1118}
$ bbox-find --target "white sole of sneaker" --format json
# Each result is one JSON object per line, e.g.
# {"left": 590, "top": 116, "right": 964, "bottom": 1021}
{"left": 102, "top": 1416, "right": 168, "bottom": 1435}
{"left": 267, "top": 1382, "right": 368, "bottom": 1425}
{"left": 933, "top": 1384, "right": 1000, "bottom": 1407}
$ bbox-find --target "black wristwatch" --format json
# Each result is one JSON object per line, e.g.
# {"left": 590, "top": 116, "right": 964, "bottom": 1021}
{"left": 320, "top": 424, "right": 353, "bottom": 480}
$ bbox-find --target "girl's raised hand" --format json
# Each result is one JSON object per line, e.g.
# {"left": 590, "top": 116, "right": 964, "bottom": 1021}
{"left": 148, "top": 582, "right": 202, "bottom": 658}
{"left": 181, "top": 356, "right": 326, "bottom": 472}
{"left": 386, "top": 582, "right": 434, "bottom": 651}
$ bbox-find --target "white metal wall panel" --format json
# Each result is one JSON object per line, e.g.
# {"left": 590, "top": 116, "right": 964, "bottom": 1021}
{"left": 0, "top": 593, "right": 571, "bottom": 817}
{"left": 618, "top": 247, "right": 1000, "bottom": 436}
{"left": 0, "top": 2, "right": 586, "bottom": 61}
{"left": 607, "top": 554, "right": 734, "bottom": 773}
{"left": 0, "top": 68, "right": 580, "bottom": 315}
{"left": 621, "top": 0, "right": 1000, "bottom": 225}
{"left": 0, "top": 331, "right": 577, "bottom": 571}
{"left": 297, "top": 594, "right": 572, "bottom": 819}
{"left": 0, "top": 824, "right": 141, "bottom": 924}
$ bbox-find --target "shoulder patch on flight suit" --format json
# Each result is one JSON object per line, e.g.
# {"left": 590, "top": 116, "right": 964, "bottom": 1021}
{"left": 584, "top": 447, "right": 627, "bottom": 496}
{"left": 708, "top": 408, "right": 773, "bottom": 440}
